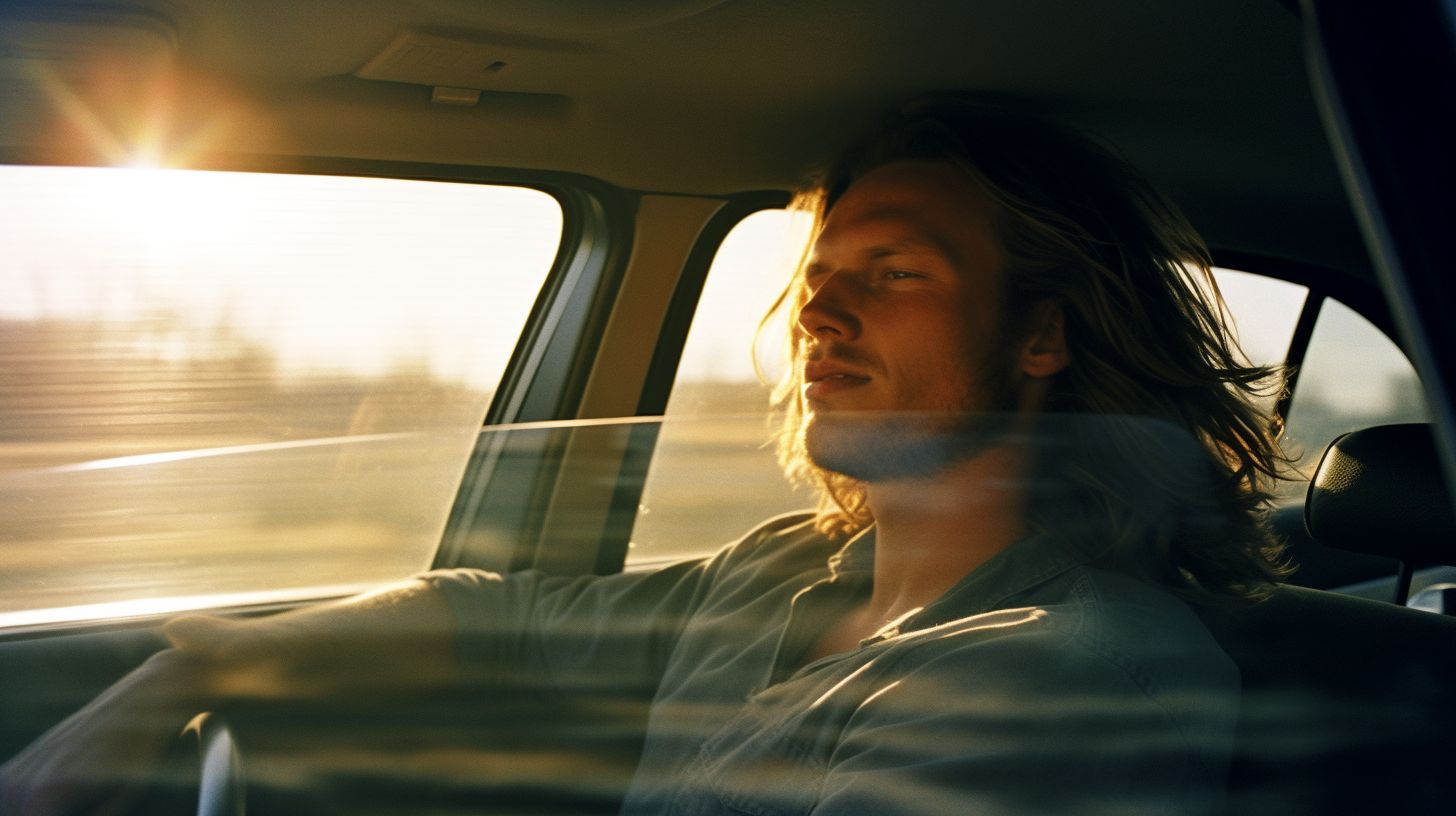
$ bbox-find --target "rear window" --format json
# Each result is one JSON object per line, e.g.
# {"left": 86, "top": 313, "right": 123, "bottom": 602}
{"left": 0, "top": 166, "right": 563, "bottom": 627}
{"left": 1281, "top": 297, "right": 1430, "bottom": 493}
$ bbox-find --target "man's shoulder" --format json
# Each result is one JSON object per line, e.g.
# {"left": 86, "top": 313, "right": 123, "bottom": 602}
{"left": 902, "top": 566, "right": 1239, "bottom": 708}
{"left": 686, "top": 511, "right": 848, "bottom": 601}
{"left": 711, "top": 510, "right": 835, "bottom": 570}
{"left": 736, "top": 510, "right": 824, "bottom": 546}
{"left": 856, "top": 568, "right": 1239, "bottom": 795}
{"left": 1053, "top": 567, "right": 1234, "bottom": 679}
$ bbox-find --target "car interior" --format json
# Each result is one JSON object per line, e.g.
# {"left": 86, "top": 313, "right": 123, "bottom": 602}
{"left": 1, "top": 1, "right": 1454, "bottom": 814}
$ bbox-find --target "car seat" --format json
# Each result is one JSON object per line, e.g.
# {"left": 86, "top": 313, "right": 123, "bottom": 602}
{"left": 1198, "top": 423, "right": 1456, "bottom": 813}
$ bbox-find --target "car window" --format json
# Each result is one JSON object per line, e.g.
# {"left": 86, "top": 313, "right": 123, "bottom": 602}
{"left": 1208, "top": 270, "right": 1307, "bottom": 368}
{"left": 1281, "top": 297, "right": 1430, "bottom": 496}
{"left": 627, "top": 210, "right": 1310, "bottom": 564}
{"left": 0, "top": 166, "right": 563, "bottom": 627}
{"left": 627, "top": 209, "right": 813, "bottom": 564}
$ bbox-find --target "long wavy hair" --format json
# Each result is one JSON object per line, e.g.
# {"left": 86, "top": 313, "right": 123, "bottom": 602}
{"left": 766, "top": 99, "right": 1292, "bottom": 599}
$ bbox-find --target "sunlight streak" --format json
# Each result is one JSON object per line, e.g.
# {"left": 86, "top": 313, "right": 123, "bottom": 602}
{"left": 25, "top": 59, "right": 130, "bottom": 164}
{"left": 36, "top": 432, "right": 420, "bottom": 475}
{"left": 0, "top": 584, "right": 378, "bottom": 632}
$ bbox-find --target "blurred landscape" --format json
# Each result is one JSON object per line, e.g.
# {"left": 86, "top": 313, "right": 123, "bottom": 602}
{"left": 0, "top": 313, "right": 1431, "bottom": 623}
{"left": 0, "top": 164, "right": 567, "bottom": 625}
{"left": 0, "top": 315, "right": 492, "bottom": 617}
{"left": 629, "top": 382, "right": 809, "bottom": 564}
{"left": 1279, "top": 370, "right": 1428, "bottom": 496}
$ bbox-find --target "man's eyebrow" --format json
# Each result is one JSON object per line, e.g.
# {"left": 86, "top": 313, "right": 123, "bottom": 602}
{"left": 865, "top": 239, "right": 943, "bottom": 258}
{"left": 804, "top": 233, "right": 956, "bottom": 275}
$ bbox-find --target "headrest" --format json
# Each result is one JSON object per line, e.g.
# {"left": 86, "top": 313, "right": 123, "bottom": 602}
{"left": 1305, "top": 424, "right": 1456, "bottom": 566}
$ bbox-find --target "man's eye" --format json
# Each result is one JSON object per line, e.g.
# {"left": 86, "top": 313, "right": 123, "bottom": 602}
{"left": 885, "top": 269, "right": 923, "bottom": 280}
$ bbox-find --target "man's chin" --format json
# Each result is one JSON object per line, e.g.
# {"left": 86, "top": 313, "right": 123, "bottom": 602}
{"left": 803, "top": 410, "right": 1017, "bottom": 482}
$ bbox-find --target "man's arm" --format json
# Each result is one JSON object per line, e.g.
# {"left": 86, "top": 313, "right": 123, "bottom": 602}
{"left": 0, "top": 549, "right": 739, "bottom": 815}
{"left": 164, "top": 577, "right": 459, "bottom": 695}
{"left": 0, "top": 513, "right": 796, "bottom": 816}
{"left": 0, "top": 578, "right": 457, "bottom": 816}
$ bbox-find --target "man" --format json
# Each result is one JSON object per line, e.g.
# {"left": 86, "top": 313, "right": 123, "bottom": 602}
{"left": 1, "top": 100, "right": 1288, "bottom": 814}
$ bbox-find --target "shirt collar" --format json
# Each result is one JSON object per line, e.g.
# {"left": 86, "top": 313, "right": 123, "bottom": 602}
{"left": 826, "top": 526, "right": 876, "bottom": 577}
{"left": 825, "top": 524, "right": 1092, "bottom": 626}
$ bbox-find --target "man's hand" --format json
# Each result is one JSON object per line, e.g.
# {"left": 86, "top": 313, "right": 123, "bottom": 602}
{"left": 163, "top": 578, "right": 459, "bottom": 696}
{"left": 0, "top": 648, "right": 211, "bottom": 816}
{"left": 0, "top": 578, "right": 458, "bottom": 816}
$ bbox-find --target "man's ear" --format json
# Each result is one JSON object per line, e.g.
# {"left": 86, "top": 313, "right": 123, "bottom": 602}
{"left": 1019, "top": 300, "right": 1070, "bottom": 379}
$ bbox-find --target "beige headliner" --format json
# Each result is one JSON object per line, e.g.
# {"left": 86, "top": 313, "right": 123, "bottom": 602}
{"left": 0, "top": 0, "right": 1368, "bottom": 276}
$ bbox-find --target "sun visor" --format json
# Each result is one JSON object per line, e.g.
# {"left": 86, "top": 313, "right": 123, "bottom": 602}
{"left": 0, "top": 5, "right": 177, "bottom": 155}
{"left": 354, "top": 30, "right": 578, "bottom": 106}
{"left": 0, "top": 5, "right": 175, "bottom": 81}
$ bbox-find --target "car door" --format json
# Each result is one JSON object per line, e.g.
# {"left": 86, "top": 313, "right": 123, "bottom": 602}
{"left": 0, "top": 163, "right": 631, "bottom": 769}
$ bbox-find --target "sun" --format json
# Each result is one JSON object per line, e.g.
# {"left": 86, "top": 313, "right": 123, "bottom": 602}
{"left": 83, "top": 166, "right": 263, "bottom": 250}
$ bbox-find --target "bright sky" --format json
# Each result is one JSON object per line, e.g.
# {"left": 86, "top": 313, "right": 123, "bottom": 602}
{"left": 676, "top": 210, "right": 1332, "bottom": 387}
{"left": 0, "top": 166, "right": 1419, "bottom": 411}
{"left": 675, "top": 208, "right": 814, "bottom": 384}
{"left": 1210, "top": 268, "right": 1305, "bottom": 367}
{"left": 0, "top": 165, "right": 562, "bottom": 390}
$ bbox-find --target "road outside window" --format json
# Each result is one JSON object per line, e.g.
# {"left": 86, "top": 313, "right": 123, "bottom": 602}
{"left": 0, "top": 166, "right": 562, "bottom": 627}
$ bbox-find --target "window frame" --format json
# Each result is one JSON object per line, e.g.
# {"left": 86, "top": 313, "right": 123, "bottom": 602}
{"left": 1213, "top": 250, "right": 1408, "bottom": 430}
{"left": 0, "top": 151, "right": 638, "bottom": 633}
{"left": 585, "top": 192, "right": 791, "bottom": 575}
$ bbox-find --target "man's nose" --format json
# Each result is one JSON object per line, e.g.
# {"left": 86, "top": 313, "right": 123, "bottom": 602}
{"left": 796, "top": 271, "right": 861, "bottom": 340}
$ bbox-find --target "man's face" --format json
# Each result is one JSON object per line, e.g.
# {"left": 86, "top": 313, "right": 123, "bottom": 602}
{"left": 798, "top": 160, "right": 1019, "bottom": 480}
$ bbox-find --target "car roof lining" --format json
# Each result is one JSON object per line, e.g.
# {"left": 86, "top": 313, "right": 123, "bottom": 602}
{"left": 0, "top": 0, "right": 1371, "bottom": 280}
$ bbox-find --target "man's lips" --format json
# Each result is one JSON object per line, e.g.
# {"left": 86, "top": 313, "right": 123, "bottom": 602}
{"left": 803, "top": 363, "right": 871, "bottom": 400}
{"left": 804, "top": 360, "right": 871, "bottom": 382}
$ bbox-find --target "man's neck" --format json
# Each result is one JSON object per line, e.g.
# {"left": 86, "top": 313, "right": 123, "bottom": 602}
{"left": 860, "top": 441, "right": 1032, "bottom": 625}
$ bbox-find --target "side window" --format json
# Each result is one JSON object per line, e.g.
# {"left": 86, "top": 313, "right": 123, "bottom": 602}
{"left": 1207, "top": 269, "right": 1308, "bottom": 422}
{"left": 0, "top": 166, "right": 563, "bottom": 627}
{"left": 1193, "top": 274, "right": 1429, "bottom": 501}
{"left": 1282, "top": 298, "right": 1429, "bottom": 493}
{"left": 1210, "top": 269, "right": 1307, "bottom": 369}
{"left": 627, "top": 210, "right": 813, "bottom": 564}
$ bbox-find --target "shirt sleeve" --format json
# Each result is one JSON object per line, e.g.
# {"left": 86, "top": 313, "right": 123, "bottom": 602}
{"left": 417, "top": 513, "right": 813, "bottom": 699}
{"left": 811, "top": 625, "right": 1236, "bottom": 816}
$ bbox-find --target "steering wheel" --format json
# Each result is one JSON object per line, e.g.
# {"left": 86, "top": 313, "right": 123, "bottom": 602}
{"left": 180, "top": 713, "right": 245, "bottom": 816}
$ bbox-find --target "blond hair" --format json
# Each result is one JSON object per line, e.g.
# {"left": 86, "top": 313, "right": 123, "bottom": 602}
{"left": 766, "top": 100, "right": 1291, "bottom": 599}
